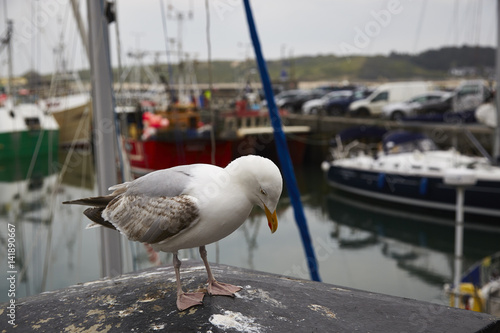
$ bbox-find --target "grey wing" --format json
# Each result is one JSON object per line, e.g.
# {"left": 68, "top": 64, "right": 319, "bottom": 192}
{"left": 125, "top": 165, "right": 202, "bottom": 197}
{"left": 102, "top": 194, "right": 199, "bottom": 244}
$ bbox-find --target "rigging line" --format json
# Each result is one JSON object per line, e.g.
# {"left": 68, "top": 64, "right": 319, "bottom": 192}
{"left": 61, "top": 1, "right": 79, "bottom": 89}
{"left": 469, "top": 1, "right": 478, "bottom": 45}
{"left": 113, "top": 0, "right": 124, "bottom": 93}
{"left": 68, "top": 23, "right": 82, "bottom": 92}
{"left": 109, "top": 2, "right": 131, "bottom": 184}
{"left": 2, "top": 0, "right": 6, "bottom": 24}
{"left": 456, "top": 2, "right": 468, "bottom": 47}
{"left": 412, "top": 0, "right": 427, "bottom": 53}
{"left": 486, "top": 9, "right": 496, "bottom": 47}
{"left": 48, "top": 11, "right": 66, "bottom": 98}
{"left": 462, "top": 1, "right": 476, "bottom": 46}
{"left": 49, "top": 4, "right": 71, "bottom": 98}
{"left": 54, "top": 105, "right": 91, "bottom": 185}
{"left": 445, "top": 0, "right": 459, "bottom": 46}
{"left": 474, "top": 0, "right": 483, "bottom": 46}
{"left": 74, "top": 150, "right": 90, "bottom": 281}
{"left": 3, "top": 0, "right": 13, "bottom": 95}
{"left": 160, "top": 0, "right": 174, "bottom": 102}
{"left": 16, "top": 173, "right": 58, "bottom": 292}
{"left": 25, "top": 3, "right": 47, "bottom": 185}
{"left": 205, "top": 0, "right": 215, "bottom": 165}
{"left": 31, "top": 0, "right": 36, "bottom": 72}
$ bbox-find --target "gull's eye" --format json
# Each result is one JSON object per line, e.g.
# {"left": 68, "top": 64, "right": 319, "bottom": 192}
{"left": 260, "top": 188, "right": 267, "bottom": 195}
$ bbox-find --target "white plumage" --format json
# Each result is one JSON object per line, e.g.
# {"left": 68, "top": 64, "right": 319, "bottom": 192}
{"left": 64, "top": 155, "right": 283, "bottom": 311}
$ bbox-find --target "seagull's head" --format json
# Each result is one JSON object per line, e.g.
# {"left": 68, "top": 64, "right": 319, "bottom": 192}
{"left": 228, "top": 155, "right": 283, "bottom": 233}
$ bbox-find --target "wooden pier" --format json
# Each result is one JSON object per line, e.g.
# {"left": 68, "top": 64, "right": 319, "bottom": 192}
{"left": 1, "top": 261, "right": 498, "bottom": 332}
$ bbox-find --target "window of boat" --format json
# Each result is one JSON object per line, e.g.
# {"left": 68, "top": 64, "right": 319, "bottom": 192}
{"left": 24, "top": 117, "right": 41, "bottom": 130}
{"left": 387, "top": 138, "right": 437, "bottom": 154}
{"left": 371, "top": 91, "right": 388, "bottom": 102}
{"left": 418, "top": 139, "right": 437, "bottom": 151}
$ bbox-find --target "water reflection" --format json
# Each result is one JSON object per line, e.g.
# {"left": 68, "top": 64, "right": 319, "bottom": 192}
{"left": 326, "top": 190, "right": 500, "bottom": 261}
{"left": 0, "top": 152, "right": 99, "bottom": 302}
{"left": 288, "top": 165, "right": 500, "bottom": 303}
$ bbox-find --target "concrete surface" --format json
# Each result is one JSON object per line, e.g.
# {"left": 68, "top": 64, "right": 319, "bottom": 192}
{"left": 1, "top": 261, "right": 499, "bottom": 332}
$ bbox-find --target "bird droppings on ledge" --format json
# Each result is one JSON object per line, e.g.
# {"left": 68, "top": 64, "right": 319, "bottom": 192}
{"left": 236, "top": 286, "right": 287, "bottom": 309}
{"left": 1, "top": 261, "right": 499, "bottom": 333}
{"left": 308, "top": 304, "right": 337, "bottom": 319}
{"left": 209, "top": 310, "right": 263, "bottom": 333}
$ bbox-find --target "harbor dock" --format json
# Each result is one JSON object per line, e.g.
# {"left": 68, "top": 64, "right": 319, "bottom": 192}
{"left": 283, "top": 113, "right": 495, "bottom": 163}
{"left": 1, "top": 261, "right": 498, "bottom": 332}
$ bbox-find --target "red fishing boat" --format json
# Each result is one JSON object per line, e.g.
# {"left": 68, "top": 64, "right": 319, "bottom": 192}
{"left": 117, "top": 98, "right": 309, "bottom": 175}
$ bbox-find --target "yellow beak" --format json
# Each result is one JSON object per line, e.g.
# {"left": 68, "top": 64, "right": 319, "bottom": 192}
{"left": 264, "top": 205, "right": 278, "bottom": 233}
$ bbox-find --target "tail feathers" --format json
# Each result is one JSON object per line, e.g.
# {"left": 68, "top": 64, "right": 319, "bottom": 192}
{"left": 83, "top": 207, "right": 117, "bottom": 231}
{"left": 63, "top": 195, "right": 116, "bottom": 207}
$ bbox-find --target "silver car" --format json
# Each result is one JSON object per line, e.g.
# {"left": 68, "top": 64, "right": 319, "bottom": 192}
{"left": 381, "top": 91, "right": 448, "bottom": 120}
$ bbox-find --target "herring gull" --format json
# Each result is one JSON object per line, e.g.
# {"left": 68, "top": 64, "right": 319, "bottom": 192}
{"left": 63, "top": 155, "right": 283, "bottom": 311}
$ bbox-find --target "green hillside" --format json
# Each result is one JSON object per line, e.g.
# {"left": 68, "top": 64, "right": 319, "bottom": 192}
{"left": 173, "top": 45, "right": 494, "bottom": 83}
{"left": 25, "top": 45, "right": 494, "bottom": 87}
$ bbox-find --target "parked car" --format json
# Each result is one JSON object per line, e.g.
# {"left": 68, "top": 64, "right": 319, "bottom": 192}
{"left": 452, "top": 80, "right": 492, "bottom": 112}
{"left": 381, "top": 91, "right": 449, "bottom": 120}
{"left": 414, "top": 92, "right": 454, "bottom": 115}
{"left": 324, "top": 89, "right": 372, "bottom": 116}
{"left": 302, "top": 90, "right": 351, "bottom": 115}
{"left": 348, "top": 81, "right": 434, "bottom": 117}
{"left": 314, "top": 84, "right": 358, "bottom": 94}
{"left": 275, "top": 89, "right": 326, "bottom": 113}
{"left": 302, "top": 89, "right": 371, "bottom": 116}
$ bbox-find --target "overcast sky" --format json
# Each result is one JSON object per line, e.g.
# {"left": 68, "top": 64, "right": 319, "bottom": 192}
{"left": 0, "top": 0, "right": 497, "bottom": 77}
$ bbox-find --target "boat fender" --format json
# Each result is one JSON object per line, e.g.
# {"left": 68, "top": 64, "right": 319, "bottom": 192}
{"left": 419, "top": 177, "right": 428, "bottom": 195}
{"left": 377, "top": 173, "right": 386, "bottom": 189}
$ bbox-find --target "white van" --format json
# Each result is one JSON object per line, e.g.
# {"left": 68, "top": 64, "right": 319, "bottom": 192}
{"left": 348, "top": 81, "right": 434, "bottom": 117}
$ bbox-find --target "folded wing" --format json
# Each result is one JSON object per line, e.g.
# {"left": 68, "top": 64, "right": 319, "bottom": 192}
{"left": 102, "top": 194, "right": 199, "bottom": 244}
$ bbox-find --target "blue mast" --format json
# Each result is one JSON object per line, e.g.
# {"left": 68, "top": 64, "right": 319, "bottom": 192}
{"left": 242, "top": 0, "right": 321, "bottom": 282}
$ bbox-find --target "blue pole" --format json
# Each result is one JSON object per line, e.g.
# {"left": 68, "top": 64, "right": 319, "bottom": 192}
{"left": 242, "top": 0, "right": 321, "bottom": 282}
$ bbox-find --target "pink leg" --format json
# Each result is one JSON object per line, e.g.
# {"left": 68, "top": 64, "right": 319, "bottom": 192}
{"left": 173, "top": 253, "right": 204, "bottom": 311}
{"left": 199, "top": 246, "right": 241, "bottom": 296}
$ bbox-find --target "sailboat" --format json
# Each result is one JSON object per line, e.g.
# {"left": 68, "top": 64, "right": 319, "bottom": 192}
{"left": 0, "top": 22, "right": 59, "bottom": 161}
{"left": 321, "top": 128, "right": 500, "bottom": 218}
{"left": 41, "top": 29, "right": 92, "bottom": 150}
{"left": 0, "top": 95, "right": 59, "bottom": 161}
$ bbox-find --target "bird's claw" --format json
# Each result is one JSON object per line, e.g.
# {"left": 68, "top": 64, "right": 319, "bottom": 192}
{"left": 208, "top": 280, "right": 242, "bottom": 296}
{"left": 176, "top": 291, "right": 205, "bottom": 311}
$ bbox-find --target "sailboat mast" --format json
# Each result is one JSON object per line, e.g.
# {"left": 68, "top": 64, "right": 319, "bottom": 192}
{"left": 70, "top": 0, "right": 90, "bottom": 62}
{"left": 87, "top": 0, "right": 123, "bottom": 277}
{"left": 1, "top": 18, "right": 13, "bottom": 97}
